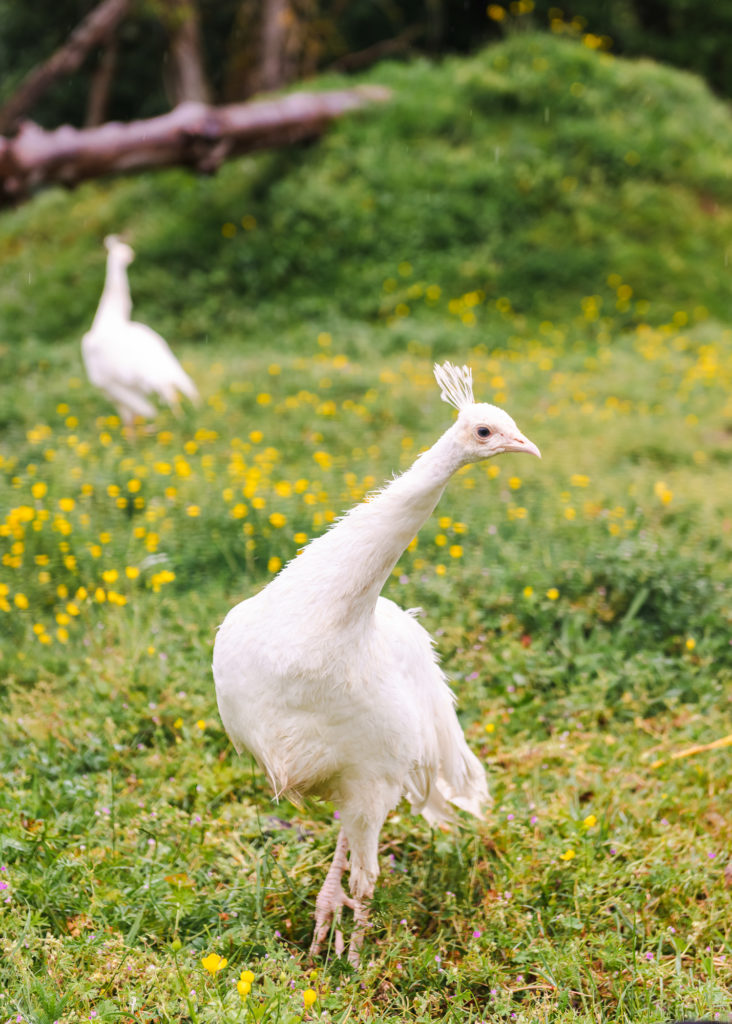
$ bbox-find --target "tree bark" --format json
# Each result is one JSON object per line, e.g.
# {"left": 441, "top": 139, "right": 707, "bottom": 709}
{"left": 84, "top": 39, "right": 120, "bottom": 128}
{"left": 0, "top": 0, "right": 131, "bottom": 135}
{"left": 0, "top": 85, "right": 389, "bottom": 207}
{"left": 259, "top": 0, "right": 291, "bottom": 93}
{"left": 159, "top": 0, "right": 212, "bottom": 105}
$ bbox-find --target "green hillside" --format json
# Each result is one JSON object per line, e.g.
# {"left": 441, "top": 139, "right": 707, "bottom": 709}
{"left": 2, "top": 32, "right": 732, "bottom": 354}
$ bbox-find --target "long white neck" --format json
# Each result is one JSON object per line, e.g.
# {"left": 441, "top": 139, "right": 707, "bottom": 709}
{"left": 273, "top": 424, "right": 466, "bottom": 623}
{"left": 92, "top": 251, "right": 132, "bottom": 328}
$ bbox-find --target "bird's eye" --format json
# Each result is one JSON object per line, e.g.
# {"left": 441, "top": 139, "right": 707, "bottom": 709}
{"left": 476, "top": 425, "right": 492, "bottom": 439}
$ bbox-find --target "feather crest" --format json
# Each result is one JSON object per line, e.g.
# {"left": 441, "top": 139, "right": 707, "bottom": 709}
{"left": 433, "top": 361, "right": 475, "bottom": 411}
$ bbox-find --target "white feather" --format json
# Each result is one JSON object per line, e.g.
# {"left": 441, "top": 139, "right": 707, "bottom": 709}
{"left": 213, "top": 360, "right": 540, "bottom": 961}
{"left": 433, "top": 361, "right": 474, "bottom": 411}
{"left": 81, "top": 236, "right": 198, "bottom": 427}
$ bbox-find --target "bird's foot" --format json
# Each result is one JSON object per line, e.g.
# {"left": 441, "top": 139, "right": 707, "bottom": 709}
{"left": 309, "top": 884, "right": 355, "bottom": 959}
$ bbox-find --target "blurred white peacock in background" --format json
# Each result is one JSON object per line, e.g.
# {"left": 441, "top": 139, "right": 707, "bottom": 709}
{"left": 213, "top": 362, "right": 541, "bottom": 964}
{"left": 81, "top": 235, "right": 198, "bottom": 429}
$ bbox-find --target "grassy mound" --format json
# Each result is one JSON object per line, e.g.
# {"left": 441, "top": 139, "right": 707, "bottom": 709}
{"left": 2, "top": 32, "right": 732, "bottom": 352}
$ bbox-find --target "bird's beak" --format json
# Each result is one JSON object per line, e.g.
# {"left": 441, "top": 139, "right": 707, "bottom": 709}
{"left": 503, "top": 433, "right": 541, "bottom": 459}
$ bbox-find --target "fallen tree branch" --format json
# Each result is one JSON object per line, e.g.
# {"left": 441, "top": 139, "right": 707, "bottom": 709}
{"left": 0, "top": 85, "right": 389, "bottom": 206}
{"left": 0, "top": 0, "right": 131, "bottom": 135}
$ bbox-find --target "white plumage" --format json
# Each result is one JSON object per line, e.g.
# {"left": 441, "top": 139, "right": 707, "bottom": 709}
{"left": 82, "top": 235, "right": 198, "bottom": 428}
{"left": 213, "top": 362, "right": 541, "bottom": 963}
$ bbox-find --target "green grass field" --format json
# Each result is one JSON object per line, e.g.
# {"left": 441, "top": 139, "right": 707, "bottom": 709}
{"left": 1, "top": 31, "right": 731, "bottom": 1024}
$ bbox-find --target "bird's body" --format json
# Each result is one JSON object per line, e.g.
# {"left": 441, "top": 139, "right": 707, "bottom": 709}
{"left": 82, "top": 236, "right": 198, "bottom": 427}
{"left": 213, "top": 363, "right": 541, "bottom": 962}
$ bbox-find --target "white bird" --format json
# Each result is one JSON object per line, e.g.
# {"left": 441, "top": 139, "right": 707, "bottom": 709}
{"left": 81, "top": 235, "right": 198, "bottom": 429}
{"left": 213, "top": 362, "right": 541, "bottom": 964}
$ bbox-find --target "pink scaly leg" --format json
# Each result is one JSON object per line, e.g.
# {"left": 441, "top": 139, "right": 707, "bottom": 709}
{"left": 309, "top": 829, "right": 355, "bottom": 958}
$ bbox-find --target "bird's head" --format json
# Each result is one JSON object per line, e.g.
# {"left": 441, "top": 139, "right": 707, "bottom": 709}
{"left": 104, "top": 235, "right": 135, "bottom": 266}
{"left": 434, "top": 362, "right": 541, "bottom": 464}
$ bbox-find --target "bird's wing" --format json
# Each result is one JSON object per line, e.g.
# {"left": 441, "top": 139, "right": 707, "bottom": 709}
{"left": 373, "top": 597, "right": 490, "bottom": 824}
{"left": 83, "top": 322, "right": 197, "bottom": 408}
{"left": 124, "top": 322, "right": 198, "bottom": 404}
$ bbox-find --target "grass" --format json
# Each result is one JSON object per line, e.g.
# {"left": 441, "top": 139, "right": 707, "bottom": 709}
{"left": 1, "top": 30, "right": 732, "bottom": 1024}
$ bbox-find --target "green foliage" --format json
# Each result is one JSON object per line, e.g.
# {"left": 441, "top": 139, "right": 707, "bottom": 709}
{"left": 4, "top": 33, "right": 732, "bottom": 355}
{"left": 1, "top": 32, "right": 732, "bottom": 1024}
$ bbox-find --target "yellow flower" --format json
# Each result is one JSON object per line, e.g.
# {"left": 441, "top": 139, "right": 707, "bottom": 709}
{"left": 250, "top": 430, "right": 263, "bottom": 443}
{"left": 485, "top": 722, "right": 495, "bottom": 734}
{"left": 125, "top": 566, "right": 140, "bottom": 579}
{"left": 14, "top": 593, "right": 28, "bottom": 609}
{"left": 58, "top": 497, "right": 75, "bottom": 512}
{"left": 583, "top": 814, "right": 597, "bottom": 829}
{"left": 560, "top": 849, "right": 576, "bottom": 861}
{"left": 546, "top": 587, "right": 559, "bottom": 601}
{"left": 268, "top": 556, "right": 282, "bottom": 574}
{"left": 237, "top": 979, "right": 250, "bottom": 999}
{"left": 294, "top": 532, "right": 308, "bottom": 545}
{"left": 186, "top": 505, "right": 200, "bottom": 517}
{"left": 31, "top": 482, "right": 47, "bottom": 499}
{"left": 201, "top": 952, "right": 228, "bottom": 975}
{"left": 303, "top": 988, "right": 318, "bottom": 1008}
{"left": 449, "top": 545, "right": 463, "bottom": 559}
{"left": 102, "top": 569, "right": 118, "bottom": 584}
{"left": 434, "top": 533, "right": 447, "bottom": 547}
{"left": 523, "top": 586, "right": 534, "bottom": 598}
{"left": 196, "top": 720, "right": 206, "bottom": 730}
{"left": 269, "top": 512, "right": 287, "bottom": 528}
{"left": 240, "top": 970, "right": 255, "bottom": 985}
{"left": 508, "top": 476, "right": 522, "bottom": 490}
{"left": 654, "top": 480, "right": 673, "bottom": 505}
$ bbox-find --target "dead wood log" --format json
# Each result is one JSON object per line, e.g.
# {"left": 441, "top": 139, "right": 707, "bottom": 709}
{"left": 0, "top": 85, "right": 389, "bottom": 207}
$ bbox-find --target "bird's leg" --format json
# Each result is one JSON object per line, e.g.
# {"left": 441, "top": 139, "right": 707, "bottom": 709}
{"left": 309, "top": 828, "right": 354, "bottom": 959}
{"left": 342, "top": 795, "right": 397, "bottom": 968}
{"left": 347, "top": 891, "right": 372, "bottom": 968}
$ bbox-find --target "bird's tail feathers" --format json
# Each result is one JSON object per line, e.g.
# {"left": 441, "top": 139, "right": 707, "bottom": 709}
{"left": 407, "top": 753, "right": 490, "bottom": 827}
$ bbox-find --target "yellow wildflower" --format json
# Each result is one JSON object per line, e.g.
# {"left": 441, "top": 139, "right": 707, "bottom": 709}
{"left": 303, "top": 989, "right": 318, "bottom": 1008}
{"left": 560, "top": 849, "right": 576, "bottom": 861}
{"left": 201, "top": 952, "right": 228, "bottom": 974}
{"left": 546, "top": 587, "right": 559, "bottom": 600}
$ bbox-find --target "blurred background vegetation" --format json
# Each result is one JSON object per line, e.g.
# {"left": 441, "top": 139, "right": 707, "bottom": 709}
{"left": 2, "top": 0, "right": 732, "bottom": 130}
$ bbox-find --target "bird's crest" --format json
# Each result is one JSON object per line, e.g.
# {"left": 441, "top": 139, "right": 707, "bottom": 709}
{"left": 434, "top": 362, "right": 475, "bottom": 411}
